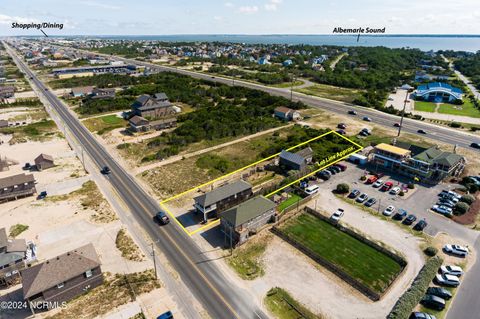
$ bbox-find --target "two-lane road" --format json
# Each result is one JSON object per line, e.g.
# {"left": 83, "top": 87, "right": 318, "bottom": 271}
{"left": 5, "top": 42, "right": 268, "bottom": 319}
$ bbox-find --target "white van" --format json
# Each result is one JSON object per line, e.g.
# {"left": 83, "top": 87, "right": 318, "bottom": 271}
{"left": 305, "top": 185, "right": 319, "bottom": 195}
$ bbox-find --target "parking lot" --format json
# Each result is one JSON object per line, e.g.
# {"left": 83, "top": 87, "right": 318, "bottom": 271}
{"left": 308, "top": 160, "right": 466, "bottom": 236}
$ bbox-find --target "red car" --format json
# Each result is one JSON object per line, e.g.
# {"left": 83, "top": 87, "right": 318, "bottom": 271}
{"left": 381, "top": 181, "right": 394, "bottom": 191}
{"left": 366, "top": 175, "right": 378, "bottom": 184}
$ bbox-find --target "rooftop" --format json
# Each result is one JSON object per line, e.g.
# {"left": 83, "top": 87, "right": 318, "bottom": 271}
{"left": 221, "top": 196, "right": 276, "bottom": 227}
{"left": 375, "top": 143, "right": 411, "bottom": 157}
{"left": 0, "top": 173, "right": 35, "bottom": 189}
{"left": 194, "top": 180, "right": 252, "bottom": 208}
{"left": 21, "top": 243, "right": 101, "bottom": 299}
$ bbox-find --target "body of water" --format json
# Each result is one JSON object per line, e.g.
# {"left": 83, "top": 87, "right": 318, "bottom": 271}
{"left": 83, "top": 34, "right": 480, "bottom": 52}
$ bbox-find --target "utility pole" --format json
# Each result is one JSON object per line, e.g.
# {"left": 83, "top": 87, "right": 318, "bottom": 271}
{"left": 290, "top": 73, "right": 296, "bottom": 102}
{"left": 397, "top": 89, "right": 409, "bottom": 137}
{"left": 151, "top": 242, "right": 157, "bottom": 280}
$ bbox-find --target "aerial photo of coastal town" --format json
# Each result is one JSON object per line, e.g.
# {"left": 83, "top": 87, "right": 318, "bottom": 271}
{"left": 1, "top": 1, "right": 480, "bottom": 319}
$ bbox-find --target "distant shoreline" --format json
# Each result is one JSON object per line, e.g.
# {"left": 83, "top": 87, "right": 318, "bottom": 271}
{"left": 4, "top": 34, "right": 480, "bottom": 51}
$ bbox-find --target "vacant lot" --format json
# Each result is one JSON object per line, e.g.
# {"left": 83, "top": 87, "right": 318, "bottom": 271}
{"left": 296, "top": 83, "right": 363, "bottom": 103}
{"left": 83, "top": 114, "right": 126, "bottom": 135}
{"left": 279, "top": 213, "right": 403, "bottom": 294}
{"left": 0, "top": 119, "right": 59, "bottom": 144}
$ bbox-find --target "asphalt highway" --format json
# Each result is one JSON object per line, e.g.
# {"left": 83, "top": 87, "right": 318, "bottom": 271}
{"left": 5, "top": 43, "right": 268, "bottom": 319}
{"left": 95, "top": 52, "right": 478, "bottom": 150}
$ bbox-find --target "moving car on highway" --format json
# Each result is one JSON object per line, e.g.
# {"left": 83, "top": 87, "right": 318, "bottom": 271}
{"left": 101, "top": 166, "right": 111, "bottom": 175}
{"left": 363, "top": 116, "right": 372, "bottom": 122}
{"left": 155, "top": 211, "right": 170, "bottom": 225}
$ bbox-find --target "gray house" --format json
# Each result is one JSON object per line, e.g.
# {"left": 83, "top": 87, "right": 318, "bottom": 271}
{"left": 131, "top": 93, "right": 177, "bottom": 119}
{"left": 34, "top": 154, "right": 54, "bottom": 171}
{"left": 0, "top": 173, "right": 36, "bottom": 203}
{"left": 220, "top": 196, "right": 276, "bottom": 245}
{"left": 21, "top": 243, "right": 103, "bottom": 312}
{"left": 0, "top": 228, "right": 28, "bottom": 287}
{"left": 279, "top": 147, "right": 314, "bottom": 171}
{"left": 194, "top": 180, "right": 252, "bottom": 222}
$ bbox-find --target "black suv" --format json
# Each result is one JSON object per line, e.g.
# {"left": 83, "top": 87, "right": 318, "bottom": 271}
{"left": 426, "top": 287, "right": 452, "bottom": 300}
{"left": 101, "top": 166, "right": 111, "bottom": 175}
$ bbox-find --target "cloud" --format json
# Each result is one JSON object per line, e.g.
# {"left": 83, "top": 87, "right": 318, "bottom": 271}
{"left": 78, "top": 1, "right": 121, "bottom": 10}
{"left": 224, "top": 2, "right": 234, "bottom": 7}
{"left": 0, "top": 14, "right": 39, "bottom": 25}
{"left": 214, "top": 16, "right": 223, "bottom": 21}
{"left": 264, "top": 0, "right": 282, "bottom": 11}
{"left": 239, "top": 6, "right": 259, "bottom": 14}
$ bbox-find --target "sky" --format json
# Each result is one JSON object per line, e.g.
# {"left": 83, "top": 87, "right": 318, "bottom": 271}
{"left": 0, "top": 0, "right": 479, "bottom": 36}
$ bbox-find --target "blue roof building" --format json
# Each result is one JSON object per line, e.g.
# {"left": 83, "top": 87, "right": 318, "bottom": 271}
{"left": 283, "top": 59, "right": 293, "bottom": 67}
{"left": 414, "top": 82, "right": 463, "bottom": 103}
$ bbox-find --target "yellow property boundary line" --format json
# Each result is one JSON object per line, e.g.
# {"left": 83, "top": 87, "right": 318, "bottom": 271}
{"left": 159, "top": 130, "right": 363, "bottom": 236}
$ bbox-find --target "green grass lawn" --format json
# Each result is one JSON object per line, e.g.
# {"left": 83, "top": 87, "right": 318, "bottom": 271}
{"left": 280, "top": 213, "right": 403, "bottom": 294}
{"left": 270, "top": 80, "right": 304, "bottom": 88}
{"left": 265, "top": 287, "right": 321, "bottom": 319}
{"left": 414, "top": 101, "right": 437, "bottom": 112}
{"left": 83, "top": 115, "right": 126, "bottom": 134}
{"left": 227, "top": 240, "right": 268, "bottom": 280}
{"left": 278, "top": 193, "right": 302, "bottom": 212}
{"left": 295, "top": 84, "right": 363, "bottom": 103}
{"left": 437, "top": 99, "right": 480, "bottom": 118}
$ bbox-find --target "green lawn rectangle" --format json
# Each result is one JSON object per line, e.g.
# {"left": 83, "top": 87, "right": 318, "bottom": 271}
{"left": 278, "top": 193, "right": 302, "bottom": 212}
{"left": 437, "top": 99, "right": 480, "bottom": 118}
{"left": 414, "top": 101, "right": 437, "bottom": 112}
{"left": 280, "top": 213, "right": 402, "bottom": 294}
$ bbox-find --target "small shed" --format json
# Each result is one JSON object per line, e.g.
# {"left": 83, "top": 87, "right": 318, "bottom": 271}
{"left": 34, "top": 154, "right": 54, "bottom": 171}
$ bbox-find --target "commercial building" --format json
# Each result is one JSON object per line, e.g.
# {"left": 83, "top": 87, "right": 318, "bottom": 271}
{"left": 414, "top": 82, "right": 463, "bottom": 103}
{"left": 0, "top": 86, "right": 15, "bottom": 99}
{"left": 71, "top": 86, "right": 94, "bottom": 98}
{"left": 220, "top": 196, "right": 277, "bottom": 246}
{"left": 279, "top": 147, "right": 313, "bottom": 171}
{"left": 52, "top": 64, "right": 137, "bottom": 79}
{"left": 0, "top": 173, "right": 36, "bottom": 203}
{"left": 91, "top": 88, "right": 115, "bottom": 99}
{"left": 371, "top": 142, "right": 465, "bottom": 183}
{"left": 274, "top": 106, "right": 301, "bottom": 121}
{"left": 21, "top": 243, "right": 103, "bottom": 311}
{"left": 194, "top": 180, "right": 253, "bottom": 222}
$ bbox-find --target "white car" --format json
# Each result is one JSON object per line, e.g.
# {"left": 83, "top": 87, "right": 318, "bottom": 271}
{"left": 435, "top": 273, "right": 460, "bottom": 287}
{"left": 331, "top": 208, "right": 345, "bottom": 222}
{"left": 440, "top": 265, "right": 464, "bottom": 277}
{"left": 443, "top": 244, "right": 469, "bottom": 257}
{"left": 389, "top": 187, "right": 401, "bottom": 195}
{"left": 432, "top": 205, "right": 453, "bottom": 217}
{"left": 383, "top": 205, "right": 396, "bottom": 216}
{"left": 372, "top": 179, "right": 384, "bottom": 188}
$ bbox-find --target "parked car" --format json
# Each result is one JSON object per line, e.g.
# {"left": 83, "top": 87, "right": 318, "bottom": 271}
{"left": 37, "top": 191, "right": 48, "bottom": 200}
{"left": 409, "top": 312, "right": 437, "bottom": 319}
{"left": 327, "top": 167, "right": 337, "bottom": 175}
{"left": 470, "top": 142, "right": 480, "bottom": 149}
{"left": 335, "top": 163, "right": 348, "bottom": 171}
{"left": 393, "top": 209, "right": 408, "bottom": 221}
{"left": 420, "top": 294, "right": 446, "bottom": 311}
{"left": 403, "top": 214, "right": 417, "bottom": 225}
{"left": 337, "top": 123, "right": 347, "bottom": 129}
{"left": 389, "top": 186, "right": 401, "bottom": 195}
{"left": 381, "top": 181, "right": 394, "bottom": 191}
{"left": 155, "top": 211, "right": 170, "bottom": 225}
{"left": 432, "top": 205, "right": 453, "bottom": 217}
{"left": 435, "top": 273, "right": 460, "bottom": 287}
{"left": 440, "top": 264, "right": 464, "bottom": 277}
{"left": 356, "top": 193, "right": 368, "bottom": 203}
{"left": 372, "top": 179, "right": 384, "bottom": 188}
{"left": 437, "top": 199, "right": 455, "bottom": 208}
{"left": 157, "top": 311, "right": 174, "bottom": 319}
{"left": 330, "top": 166, "right": 342, "bottom": 173}
{"left": 317, "top": 171, "right": 330, "bottom": 181}
{"left": 414, "top": 220, "right": 428, "bottom": 231}
{"left": 443, "top": 244, "right": 469, "bottom": 257}
{"left": 305, "top": 184, "right": 319, "bottom": 195}
{"left": 331, "top": 208, "right": 345, "bottom": 222}
{"left": 100, "top": 166, "right": 111, "bottom": 175}
{"left": 360, "top": 128, "right": 371, "bottom": 135}
{"left": 348, "top": 110, "right": 357, "bottom": 115}
{"left": 348, "top": 189, "right": 360, "bottom": 199}
{"left": 418, "top": 129, "right": 427, "bottom": 134}
{"left": 383, "top": 205, "right": 396, "bottom": 216}
{"left": 336, "top": 129, "right": 346, "bottom": 135}
{"left": 426, "top": 287, "right": 452, "bottom": 300}
{"left": 366, "top": 175, "right": 378, "bottom": 184}
{"left": 364, "top": 198, "right": 377, "bottom": 207}
{"left": 23, "top": 163, "right": 31, "bottom": 170}
{"left": 363, "top": 116, "right": 372, "bottom": 122}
